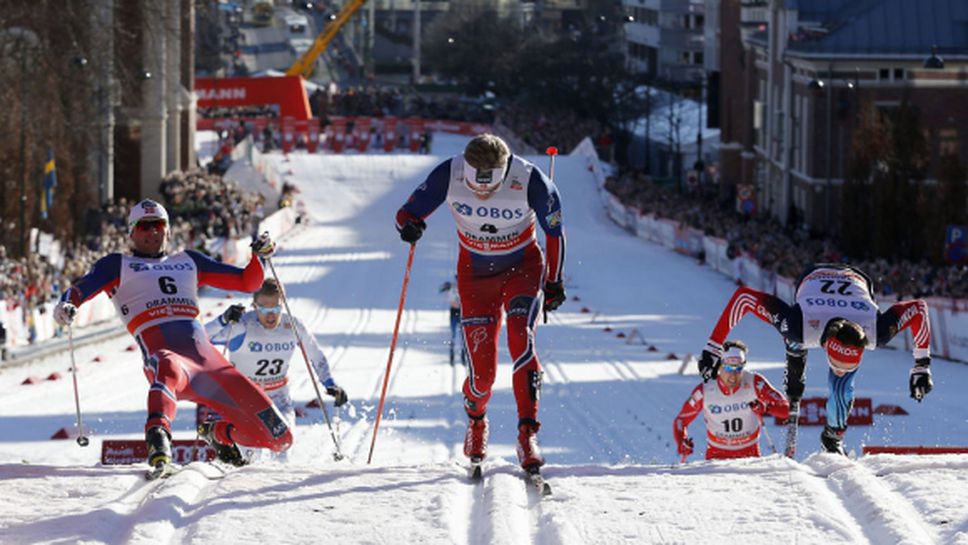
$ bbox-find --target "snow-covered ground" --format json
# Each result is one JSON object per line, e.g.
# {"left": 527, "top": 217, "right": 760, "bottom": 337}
{"left": 2, "top": 134, "right": 967, "bottom": 544}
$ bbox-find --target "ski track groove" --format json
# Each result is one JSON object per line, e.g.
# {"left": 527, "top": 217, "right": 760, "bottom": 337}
{"left": 806, "top": 457, "right": 936, "bottom": 545}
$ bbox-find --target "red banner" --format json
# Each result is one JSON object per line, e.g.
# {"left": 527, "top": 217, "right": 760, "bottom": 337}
{"left": 407, "top": 119, "right": 424, "bottom": 152}
{"left": 101, "top": 439, "right": 216, "bottom": 465}
{"left": 196, "top": 76, "right": 311, "bottom": 120}
{"left": 384, "top": 117, "right": 398, "bottom": 152}
{"left": 356, "top": 118, "right": 371, "bottom": 152}
{"left": 281, "top": 117, "right": 295, "bottom": 153}
{"left": 307, "top": 122, "right": 320, "bottom": 153}
{"left": 774, "top": 397, "right": 874, "bottom": 426}
{"left": 331, "top": 119, "right": 346, "bottom": 153}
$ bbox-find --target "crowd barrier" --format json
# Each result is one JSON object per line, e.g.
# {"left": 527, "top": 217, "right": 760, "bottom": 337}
{"left": 201, "top": 116, "right": 492, "bottom": 155}
{"left": 570, "top": 137, "right": 968, "bottom": 364}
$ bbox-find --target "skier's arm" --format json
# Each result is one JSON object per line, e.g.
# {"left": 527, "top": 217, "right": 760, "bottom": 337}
{"left": 395, "top": 159, "right": 450, "bottom": 229}
{"left": 753, "top": 374, "right": 790, "bottom": 420}
{"left": 672, "top": 384, "right": 704, "bottom": 445}
{"left": 188, "top": 250, "right": 264, "bottom": 293}
{"left": 706, "top": 287, "right": 799, "bottom": 355}
{"left": 294, "top": 318, "right": 335, "bottom": 387}
{"left": 877, "top": 299, "right": 931, "bottom": 360}
{"left": 203, "top": 315, "right": 232, "bottom": 345}
{"left": 528, "top": 168, "right": 565, "bottom": 284}
{"left": 60, "top": 253, "right": 122, "bottom": 306}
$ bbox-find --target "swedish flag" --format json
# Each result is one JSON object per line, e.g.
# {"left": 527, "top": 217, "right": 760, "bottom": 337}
{"left": 40, "top": 148, "right": 57, "bottom": 220}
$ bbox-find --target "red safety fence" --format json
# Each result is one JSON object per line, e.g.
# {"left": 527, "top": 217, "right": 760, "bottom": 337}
{"left": 862, "top": 446, "right": 968, "bottom": 455}
{"left": 197, "top": 115, "right": 492, "bottom": 154}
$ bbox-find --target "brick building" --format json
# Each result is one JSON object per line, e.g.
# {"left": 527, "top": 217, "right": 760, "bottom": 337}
{"left": 717, "top": 0, "right": 968, "bottom": 233}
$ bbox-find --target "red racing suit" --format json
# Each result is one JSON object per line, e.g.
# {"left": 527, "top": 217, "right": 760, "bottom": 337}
{"left": 673, "top": 371, "right": 789, "bottom": 459}
{"left": 61, "top": 249, "right": 292, "bottom": 451}
{"left": 396, "top": 155, "right": 565, "bottom": 426}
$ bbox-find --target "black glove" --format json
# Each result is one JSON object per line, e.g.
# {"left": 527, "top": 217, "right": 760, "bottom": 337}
{"left": 326, "top": 385, "right": 348, "bottom": 407}
{"left": 398, "top": 219, "right": 426, "bottom": 244}
{"left": 222, "top": 304, "right": 245, "bottom": 324}
{"left": 678, "top": 436, "right": 694, "bottom": 456}
{"left": 698, "top": 349, "right": 721, "bottom": 383}
{"left": 543, "top": 280, "right": 566, "bottom": 312}
{"left": 54, "top": 301, "right": 78, "bottom": 326}
{"left": 909, "top": 357, "right": 932, "bottom": 402}
{"left": 250, "top": 232, "right": 276, "bottom": 258}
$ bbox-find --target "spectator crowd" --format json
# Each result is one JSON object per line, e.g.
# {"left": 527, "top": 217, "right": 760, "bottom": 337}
{"left": 605, "top": 169, "right": 968, "bottom": 299}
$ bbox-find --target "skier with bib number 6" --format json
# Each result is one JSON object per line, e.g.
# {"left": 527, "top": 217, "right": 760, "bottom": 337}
{"left": 53, "top": 199, "right": 291, "bottom": 477}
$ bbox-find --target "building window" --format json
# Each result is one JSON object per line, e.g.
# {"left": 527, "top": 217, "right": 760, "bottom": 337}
{"left": 695, "top": 15, "right": 705, "bottom": 29}
{"left": 879, "top": 68, "right": 890, "bottom": 80}
{"left": 694, "top": 52, "right": 704, "bottom": 65}
{"left": 894, "top": 68, "right": 905, "bottom": 81}
{"left": 681, "top": 51, "right": 691, "bottom": 64}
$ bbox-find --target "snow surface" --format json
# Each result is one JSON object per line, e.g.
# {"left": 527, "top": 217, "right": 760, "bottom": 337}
{"left": 2, "top": 133, "right": 967, "bottom": 544}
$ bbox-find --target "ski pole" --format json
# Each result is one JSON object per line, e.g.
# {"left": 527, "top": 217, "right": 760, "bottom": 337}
{"left": 68, "top": 325, "right": 89, "bottom": 447}
{"left": 368, "top": 242, "right": 417, "bottom": 464}
{"left": 266, "top": 256, "right": 345, "bottom": 461}
{"left": 543, "top": 145, "right": 559, "bottom": 325}
{"left": 758, "top": 413, "right": 777, "bottom": 455}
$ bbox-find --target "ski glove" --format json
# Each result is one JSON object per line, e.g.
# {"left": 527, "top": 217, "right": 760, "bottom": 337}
{"left": 749, "top": 399, "right": 768, "bottom": 417}
{"left": 543, "top": 280, "right": 566, "bottom": 312}
{"left": 250, "top": 232, "right": 276, "bottom": 258}
{"left": 54, "top": 301, "right": 77, "bottom": 326}
{"left": 326, "top": 385, "right": 349, "bottom": 407}
{"left": 398, "top": 219, "right": 426, "bottom": 244}
{"left": 222, "top": 304, "right": 246, "bottom": 324}
{"left": 678, "top": 436, "right": 694, "bottom": 456}
{"left": 698, "top": 349, "right": 721, "bottom": 382}
{"left": 909, "top": 358, "right": 932, "bottom": 402}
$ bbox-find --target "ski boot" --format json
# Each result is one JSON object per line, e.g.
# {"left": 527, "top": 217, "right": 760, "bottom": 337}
{"left": 198, "top": 421, "right": 248, "bottom": 467}
{"left": 820, "top": 425, "right": 847, "bottom": 456}
{"left": 464, "top": 415, "right": 488, "bottom": 479}
{"left": 464, "top": 415, "right": 488, "bottom": 460}
{"left": 516, "top": 420, "right": 545, "bottom": 470}
{"left": 145, "top": 426, "right": 174, "bottom": 480}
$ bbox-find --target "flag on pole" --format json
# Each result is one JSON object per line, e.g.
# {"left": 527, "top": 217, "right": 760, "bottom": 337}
{"left": 40, "top": 147, "right": 57, "bottom": 220}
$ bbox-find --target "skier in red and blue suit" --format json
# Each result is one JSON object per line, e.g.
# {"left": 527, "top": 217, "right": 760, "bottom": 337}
{"left": 395, "top": 134, "right": 566, "bottom": 471}
{"left": 54, "top": 199, "right": 290, "bottom": 472}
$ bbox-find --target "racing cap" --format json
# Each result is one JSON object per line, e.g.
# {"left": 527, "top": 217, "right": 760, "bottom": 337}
{"left": 822, "top": 319, "right": 866, "bottom": 375}
{"left": 463, "top": 158, "right": 506, "bottom": 197}
{"left": 127, "top": 199, "right": 170, "bottom": 235}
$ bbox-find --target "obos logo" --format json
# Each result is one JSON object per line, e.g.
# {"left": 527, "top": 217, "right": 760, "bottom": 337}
{"left": 453, "top": 202, "right": 473, "bottom": 216}
{"left": 249, "top": 342, "right": 263, "bottom": 352}
{"left": 828, "top": 341, "right": 860, "bottom": 358}
{"left": 130, "top": 263, "right": 150, "bottom": 272}
{"left": 850, "top": 301, "right": 870, "bottom": 311}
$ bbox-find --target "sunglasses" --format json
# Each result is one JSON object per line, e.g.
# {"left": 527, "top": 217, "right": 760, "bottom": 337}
{"left": 134, "top": 219, "right": 168, "bottom": 232}
{"left": 255, "top": 304, "right": 282, "bottom": 315}
{"left": 721, "top": 363, "right": 744, "bottom": 373}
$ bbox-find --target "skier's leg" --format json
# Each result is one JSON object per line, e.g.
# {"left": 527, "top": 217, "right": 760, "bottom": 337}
{"left": 142, "top": 349, "right": 190, "bottom": 434}
{"left": 822, "top": 368, "right": 857, "bottom": 454}
{"left": 502, "top": 249, "right": 545, "bottom": 469}
{"left": 192, "top": 341, "right": 293, "bottom": 452}
{"left": 457, "top": 268, "right": 502, "bottom": 418}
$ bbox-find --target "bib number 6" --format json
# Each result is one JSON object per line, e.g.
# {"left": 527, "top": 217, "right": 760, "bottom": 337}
{"left": 158, "top": 276, "right": 178, "bottom": 295}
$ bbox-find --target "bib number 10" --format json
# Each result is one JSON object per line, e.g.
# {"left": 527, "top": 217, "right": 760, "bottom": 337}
{"left": 722, "top": 418, "right": 744, "bottom": 433}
